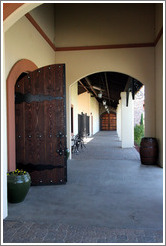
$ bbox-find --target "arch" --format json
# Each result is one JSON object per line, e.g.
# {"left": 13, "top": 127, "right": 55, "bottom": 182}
{"left": 3, "top": 3, "right": 42, "bottom": 32}
{"left": 7, "top": 59, "right": 38, "bottom": 171}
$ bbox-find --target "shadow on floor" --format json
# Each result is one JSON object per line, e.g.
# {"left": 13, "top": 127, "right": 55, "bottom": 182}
{"left": 3, "top": 131, "right": 163, "bottom": 243}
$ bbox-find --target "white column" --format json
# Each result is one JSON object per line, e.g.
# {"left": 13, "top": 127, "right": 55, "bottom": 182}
{"left": 121, "top": 92, "right": 134, "bottom": 148}
{"left": 117, "top": 100, "right": 121, "bottom": 140}
{"left": 68, "top": 85, "right": 72, "bottom": 159}
{"left": 2, "top": 34, "right": 8, "bottom": 218}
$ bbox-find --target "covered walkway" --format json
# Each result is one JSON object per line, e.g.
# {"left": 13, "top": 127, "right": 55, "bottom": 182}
{"left": 3, "top": 132, "right": 163, "bottom": 243}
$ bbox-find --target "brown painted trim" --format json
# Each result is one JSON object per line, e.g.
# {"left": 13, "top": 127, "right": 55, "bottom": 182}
{"left": 154, "top": 27, "right": 163, "bottom": 46}
{"left": 56, "top": 42, "right": 155, "bottom": 52}
{"left": 7, "top": 59, "right": 38, "bottom": 172}
{"left": 3, "top": 3, "right": 25, "bottom": 20}
{"left": 25, "top": 11, "right": 162, "bottom": 52}
{"left": 3, "top": 3, "right": 163, "bottom": 51}
{"left": 55, "top": 27, "right": 163, "bottom": 51}
{"left": 25, "top": 13, "right": 56, "bottom": 52}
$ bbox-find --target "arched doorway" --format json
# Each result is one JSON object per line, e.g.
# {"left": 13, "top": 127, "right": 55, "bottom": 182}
{"left": 70, "top": 71, "right": 143, "bottom": 156}
{"left": 100, "top": 111, "right": 116, "bottom": 131}
{"left": 7, "top": 59, "right": 38, "bottom": 171}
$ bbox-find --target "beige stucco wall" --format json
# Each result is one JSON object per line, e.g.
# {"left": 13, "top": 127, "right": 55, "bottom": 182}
{"left": 78, "top": 92, "right": 91, "bottom": 115}
{"left": 154, "top": 3, "right": 163, "bottom": 167}
{"left": 5, "top": 16, "right": 55, "bottom": 79}
{"left": 3, "top": 12, "right": 56, "bottom": 219}
{"left": 70, "top": 87, "right": 99, "bottom": 137}
{"left": 55, "top": 47, "right": 155, "bottom": 148}
{"left": 78, "top": 92, "right": 99, "bottom": 135}
{"left": 90, "top": 96, "right": 100, "bottom": 135}
{"left": 70, "top": 82, "right": 78, "bottom": 136}
{"left": 30, "top": 3, "right": 55, "bottom": 44}
{"left": 155, "top": 37, "right": 163, "bottom": 167}
{"left": 3, "top": 3, "right": 42, "bottom": 32}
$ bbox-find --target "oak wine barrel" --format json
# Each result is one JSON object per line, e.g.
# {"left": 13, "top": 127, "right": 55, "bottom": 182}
{"left": 140, "top": 137, "right": 158, "bottom": 165}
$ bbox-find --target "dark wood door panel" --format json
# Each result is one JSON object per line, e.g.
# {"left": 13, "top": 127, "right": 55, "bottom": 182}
{"left": 100, "top": 112, "right": 116, "bottom": 131}
{"left": 15, "top": 64, "right": 67, "bottom": 185}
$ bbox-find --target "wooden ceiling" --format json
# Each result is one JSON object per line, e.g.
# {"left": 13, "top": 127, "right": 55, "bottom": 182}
{"left": 78, "top": 72, "right": 143, "bottom": 109}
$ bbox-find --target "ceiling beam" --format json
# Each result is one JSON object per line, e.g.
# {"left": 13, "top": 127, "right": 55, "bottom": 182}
{"left": 124, "top": 77, "right": 135, "bottom": 106}
{"left": 84, "top": 77, "right": 98, "bottom": 97}
{"left": 104, "top": 73, "right": 111, "bottom": 102}
{"left": 78, "top": 80, "right": 89, "bottom": 93}
{"left": 124, "top": 77, "right": 132, "bottom": 91}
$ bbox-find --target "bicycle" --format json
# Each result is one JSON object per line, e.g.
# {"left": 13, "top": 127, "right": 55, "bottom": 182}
{"left": 71, "top": 134, "right": 86, "bottom": 154}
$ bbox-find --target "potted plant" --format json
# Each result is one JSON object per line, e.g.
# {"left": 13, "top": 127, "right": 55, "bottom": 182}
{"left": 7, "top": 169, "right": 31, "bottom": 203}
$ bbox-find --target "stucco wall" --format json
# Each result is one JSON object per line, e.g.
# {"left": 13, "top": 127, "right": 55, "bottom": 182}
{"left": 70, "top": 82, "right": 78, "bottom": 136}
{"left": 78, "top": 92, "right": 90, "bottom": 115}
{"left": 30, "top": 3, "right": 55, "bottom": 44}
{"left": 90, "top": 96, "right": 100, "bottom": 135}
{"left": 70, "top": 88, "right": 99, "bottom": 137}
{"left": 155, "top": 37, "right": 163, "bottom": 167}
{"left": 77, "top": 92, "right": 100, "bottom": 135}
{"left": 5, "top": 16, "right": 55, "bottom": 79}
{"left": 55, "top": 47, "right": 155, "bottom": 148}
{"left": 154, "top": 3, "right": 163, "bottom": 167}
{"left": 4, "top": 14, "right": 56, "bottom": 219}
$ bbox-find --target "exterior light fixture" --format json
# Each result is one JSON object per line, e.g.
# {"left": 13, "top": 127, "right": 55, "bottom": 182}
{"left": 102, "top": 100, "right": 106, "bottom": 105}
{"left": 98, "top": 91, "right": 102, "bottom": 98}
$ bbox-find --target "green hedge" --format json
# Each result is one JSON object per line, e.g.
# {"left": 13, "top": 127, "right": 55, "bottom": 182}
{"left": 134, "top": 124, "right": 144, "bottom": 146}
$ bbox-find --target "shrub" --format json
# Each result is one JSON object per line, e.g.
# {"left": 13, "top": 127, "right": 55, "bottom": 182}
{"left": 134, "top": 124, "right": 144, "bottom": 146}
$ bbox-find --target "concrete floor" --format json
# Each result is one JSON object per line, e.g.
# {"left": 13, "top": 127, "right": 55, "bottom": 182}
{"left": 3, "top": 131, "right": 163, "bottom": 243}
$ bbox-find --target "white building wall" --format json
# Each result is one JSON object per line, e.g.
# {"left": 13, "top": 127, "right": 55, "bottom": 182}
{"left": 90, "top": 96, "right": 100, "bottom": 135}
{"left": 78, "top": 92, "right": 90, "bottom": 115}
{"left": 70, "top": 82, "right": 78, "bottom": 135}
{"left": 78, "top": 92, "right": 100, "bottom": 135}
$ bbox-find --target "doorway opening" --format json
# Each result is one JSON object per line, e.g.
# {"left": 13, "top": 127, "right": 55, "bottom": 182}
{"left": 7, "top": 59, "right": 38, "bottom": 172}
{"left": 70, "top": 71, "right": 143, "bottom": 158}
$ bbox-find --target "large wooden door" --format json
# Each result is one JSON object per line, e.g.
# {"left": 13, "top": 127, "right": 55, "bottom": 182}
{"left": 100, "top": 112, "right": 116, "bottom": 131}
{"left": 15, "top": 64, "right": 67, "bottom": 185}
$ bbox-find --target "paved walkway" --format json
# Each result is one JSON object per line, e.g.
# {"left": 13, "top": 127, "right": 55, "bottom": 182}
{"left": 3, "top": 131, "right": 163, "bottom": 243}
